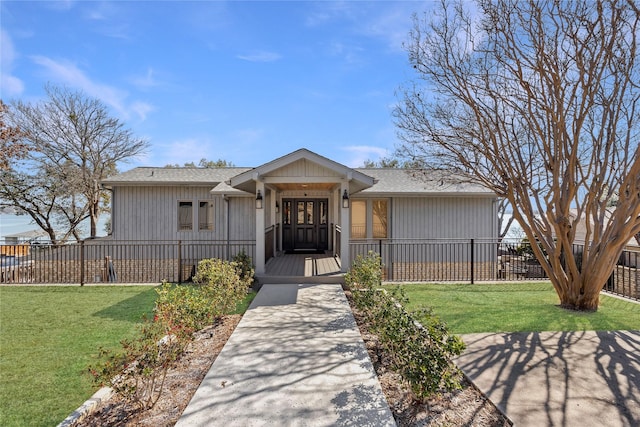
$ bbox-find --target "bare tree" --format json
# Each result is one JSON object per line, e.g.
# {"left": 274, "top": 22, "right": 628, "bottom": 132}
{"left": 0, "top": 100, "right": 28, "bottom": 170}
{"left": 0, "top": 168, "right": 85, "bottom": 242}
{"left": 395, "top": 0, "right": 640, "bottom": 311}
{"left": 1, "top": 84, "right": 148, "bottom": 241}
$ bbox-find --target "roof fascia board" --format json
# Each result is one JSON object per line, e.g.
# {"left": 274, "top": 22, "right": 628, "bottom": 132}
{"left": 261, "top": 176, "right": 345, "bottom": 184}
{"left": 101, "top": 181, "right": 220, "bottom": 187}
{"left": 354, "top": 192, "right": 498, "bottom": 198}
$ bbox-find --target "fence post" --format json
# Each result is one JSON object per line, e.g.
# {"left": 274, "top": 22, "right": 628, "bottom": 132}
{"left": 470, "top": 238, "right": 475, "bottom": 284}
{"left": 378, "top": 240, "right": 383, "bottom": 281}
{"left": 80, "top": 241, "right": 85, "bottom": 286}
{"left": 178, "top": 240, "right": 182, "bottom": 284}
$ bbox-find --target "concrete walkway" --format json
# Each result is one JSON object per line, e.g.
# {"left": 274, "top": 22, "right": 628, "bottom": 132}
{"left": 176, "top": 284, "right": 396, "bottom": 427}
{"left": 457, "top": 330, "right": 640, "bottom": 427}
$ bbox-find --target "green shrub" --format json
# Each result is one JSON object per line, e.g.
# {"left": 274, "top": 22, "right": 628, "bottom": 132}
{"left": 345, "top": 251, "right": 382, "bottom": 312}
{"left": 377, "top": 288, "right": 465, "bottom": 400}
{"left": 154, "top": 282, "right": 214, "bottom": 336}
{"left": 192, "top": 258, "right": 250, "bottom": 316}
{"left": 345, "top": 251, "right": 382, "bottom": 291}
{"left": 232, "top": 250, "right": 255, "bottom": 286}
{"left": 90, "top": 257, "right": 250, "bottom": 411}
{"left": 346, "top": 251, "right": 465, "bottom": 401}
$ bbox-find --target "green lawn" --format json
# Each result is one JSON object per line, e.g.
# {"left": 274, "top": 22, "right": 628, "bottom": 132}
{"left": 397, "top": 282, "right": 640, "bottom": 334}
{"left": 0, "top": 286, "right": 256, "bottom": 426}
{"left": 0, "top": 286, "right": 158, "bottom": 426}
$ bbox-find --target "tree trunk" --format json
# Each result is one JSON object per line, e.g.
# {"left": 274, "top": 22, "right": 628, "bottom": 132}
{"left": 557, "top": 282, "right": 600, "bottom": 312}
{"left": 90, "top": 212, "right": 97, "bottom": 238}
{"left": 548, "top": 249, "right": 620, "bottom": 312}
{"left": 89, "top": 200, "right": 99, "bottom": 238}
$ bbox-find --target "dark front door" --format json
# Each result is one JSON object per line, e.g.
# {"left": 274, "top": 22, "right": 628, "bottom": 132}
{"left": 282, "top": 199, "right": 328, "bottom": 252}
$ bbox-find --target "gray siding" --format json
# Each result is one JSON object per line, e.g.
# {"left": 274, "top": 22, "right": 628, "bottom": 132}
{"left": 391, "top": 197, "right": 497, "bottom": 240}
{"left": 111, "top": 185, "right": 254, "bottom": 241}
{"left": 228, "top": 197, "right": 257, "bottom": 240}
{"left": 268, "top": 159, "right": 343, "bottom": 178}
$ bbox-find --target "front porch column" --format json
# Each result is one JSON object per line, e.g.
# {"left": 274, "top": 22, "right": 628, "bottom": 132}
{"left": 255, "top": 181, "right": 265, "bottom": 275}
{"left": 340, "top": 183, "right": 350, "bottom": 272}
{"left": 270, "top": 190, "right": 278, "bottom": 256}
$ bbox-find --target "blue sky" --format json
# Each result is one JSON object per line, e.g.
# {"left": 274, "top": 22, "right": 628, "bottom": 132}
{"left": 1, "top": 1, "right": 434, "bottom": 169}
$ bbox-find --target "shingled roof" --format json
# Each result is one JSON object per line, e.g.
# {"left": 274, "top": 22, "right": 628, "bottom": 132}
{"left": 101, "top": 167, "right": 251, "bottom": 186}
{"left": 102, "top": 165, "right": 495, "bottom": 196}
{"left": 354, "top": 169, "right": 494, "bottom": 196}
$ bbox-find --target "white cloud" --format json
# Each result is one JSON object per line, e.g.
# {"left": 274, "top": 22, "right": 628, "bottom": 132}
{"left": 30, "top": 55, "right": 152, "bottom": 121}
{"left": 236, "top": 51, "right": 282, "bottom": 62}
{"left": 130, "top": 101, "right": 154, "bottom": 121}
{"left": 305, "top": 2, "right": 420, "bottom": 53}
{"left": 343, "top": 145, "right": 390, "bottom": 168}
{"left": 82, "top": 2, "right": 131, "bottom": 40}
{"left": 357, "top": 6, "right": 415, "bottom": 52}
{"left": 0, "top": 30, "right": 24, "bottom": 96}
{"left": 305, "top": 2, "right": 353, "bottom": 27}
{"left": 327, "top": 40, "right": 364, "bottom": 65}
{"left": 130, "top": 68, "right": 161, "bottom": 89}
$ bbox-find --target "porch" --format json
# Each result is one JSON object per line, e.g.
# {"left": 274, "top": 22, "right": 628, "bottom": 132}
{"left": 256, "top": 252, "right": 344, "bottom": 284}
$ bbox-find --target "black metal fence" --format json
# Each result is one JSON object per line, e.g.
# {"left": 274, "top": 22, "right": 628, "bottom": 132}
{"left": 0, "top": 240, "right": 256, "bottom": 285}
{"left": 1, "top": 237, "right": 638, "bottom": 301}
{"left": 349, "top": 238, "right": 639, "bottom": 301}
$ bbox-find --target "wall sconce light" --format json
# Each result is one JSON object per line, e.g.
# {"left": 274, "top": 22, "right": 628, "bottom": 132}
{"left": 342, "top": 189, "right": 349, "bottom": 208}
{"left": 275, "top": 201, "right": 279, "bottom": 213}
{"left": 256, "top": 190, "right": 263, "bottom": 209}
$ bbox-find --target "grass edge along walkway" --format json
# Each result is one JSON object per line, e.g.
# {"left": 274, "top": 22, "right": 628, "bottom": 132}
{"left": 397, "top": 282, "right": 640, "bottom": 334}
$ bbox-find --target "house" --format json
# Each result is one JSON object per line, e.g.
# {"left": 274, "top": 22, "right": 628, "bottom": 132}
{"left": 567, "top": 208, "right": 640, "bottom": 268}
{"left": 101, "top": 148, "right": 499, "bottom": 277}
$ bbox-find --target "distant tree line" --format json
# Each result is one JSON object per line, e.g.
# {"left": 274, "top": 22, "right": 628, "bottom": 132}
{"left": 164, "top": 158, "right": 234, "bottom": 168}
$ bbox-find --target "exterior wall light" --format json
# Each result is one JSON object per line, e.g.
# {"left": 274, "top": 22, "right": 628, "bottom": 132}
{"left": 275, "top": 201, "right": 279, "bottom": 213}
{"left": 256, "top": 190, "right": 263, "bottom": 209}
{"left": 342, "top": 189, "right": 349, "bottom": 208}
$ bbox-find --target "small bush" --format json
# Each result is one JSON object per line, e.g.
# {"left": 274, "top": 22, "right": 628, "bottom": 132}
{"left": 154, "top": 282, "right": 214, "bottom": 336}
{"left": 192, "top": 258, "right": 250, "bottom": 315}
{"left": 90, "top": 257, "right": 251, "bottom": 411}
{"left": 345, "top": 251, "right": 382, "bottom": 312}
{"left": 346, "top": 251, "right": 465, "bottom": 401}
{"left": 345, "top": 251, "right": 382, "bottom": 291}
{"left": 88, "top": 316, "right": 187, "bottom": 410}
{"left": 377, "top": 288, "right": 465, "bottom": 400}
{"left": 232, "top": 250, "right": 255, "bottom": 286}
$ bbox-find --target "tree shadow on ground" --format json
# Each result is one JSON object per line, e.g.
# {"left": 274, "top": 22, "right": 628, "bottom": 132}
{"left": 456, "top": 330, "right": 640, "bottom": 427}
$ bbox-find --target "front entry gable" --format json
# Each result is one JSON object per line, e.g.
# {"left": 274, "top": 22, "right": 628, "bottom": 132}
{"left": 227, "top": 148, "right": 376, "bottom": 193}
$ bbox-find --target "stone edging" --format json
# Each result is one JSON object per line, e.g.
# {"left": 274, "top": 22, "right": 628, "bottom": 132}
{"left": 57, "top": 387, "right": 114, "bottom": 427}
